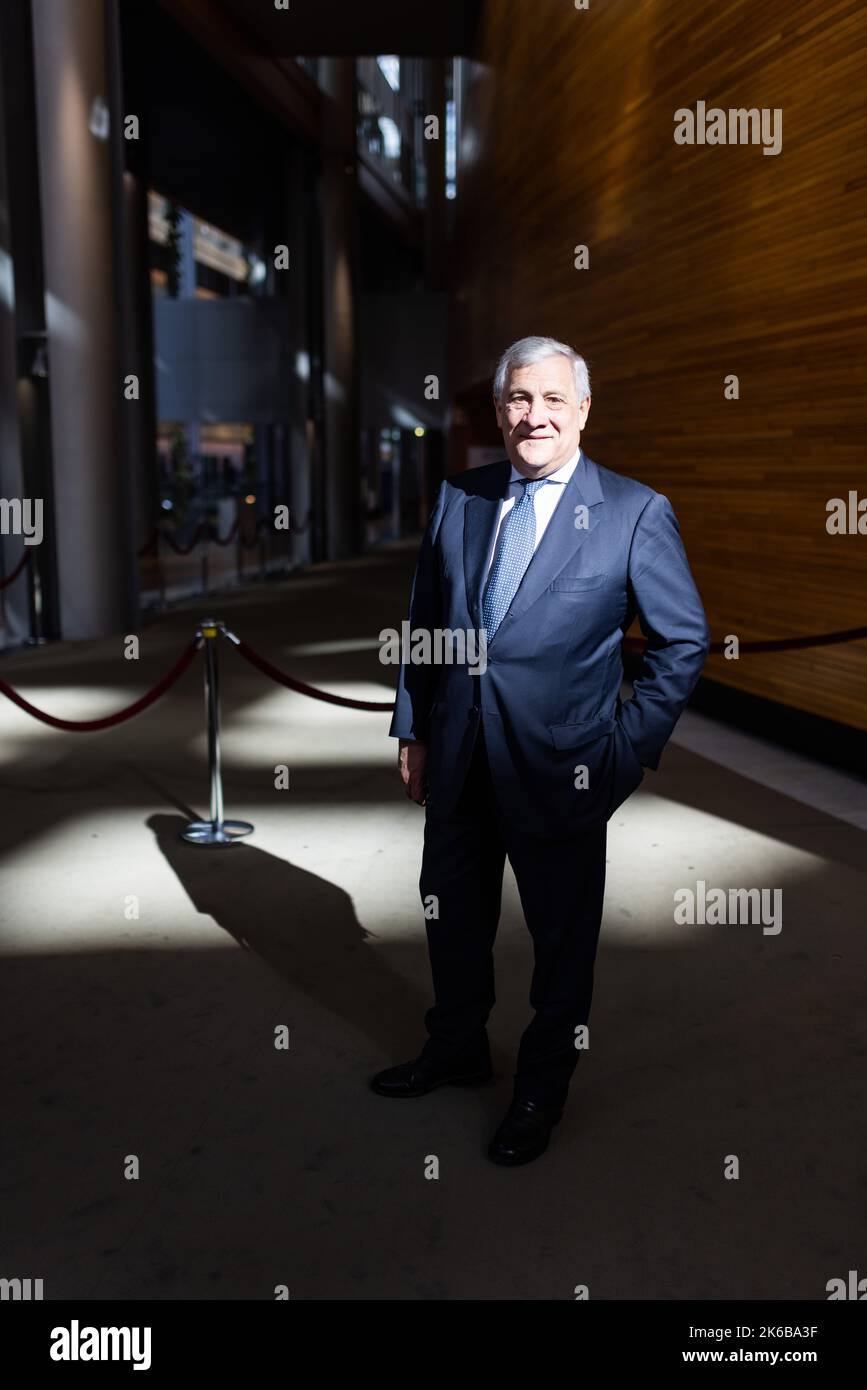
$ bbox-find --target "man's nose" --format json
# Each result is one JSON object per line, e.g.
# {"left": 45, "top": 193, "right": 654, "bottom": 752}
{"left": 525, "top": 397, "right": 548, "bottom": 428}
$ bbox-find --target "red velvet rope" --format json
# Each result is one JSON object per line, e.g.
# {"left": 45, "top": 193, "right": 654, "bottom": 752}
{"left": 138, "top": 519, "right": 242, "bottom": 556}
{"left": 235, "top": 628, "right": 867, "bottom": 715}
{"left": 234, "top": 625, "right": 867, "bottom": 715}
{"left": 159, "top": 522, "right": 210, "bottom": 556}
{"left": 1, "top": 620, "right": 863, "bottom": 731}
{"left": 232, "top": 638, "right": 395, "bottom": 711}
{"left": 0, "top": 549, "right": 30, "bottom": 590}
{"left": 0, "top": 638, "right": 200, "bottom": 731}
{"left": 213, "top": 517, "right": 240, "bottom": 546}
{"left": 137, "top": 510, "right": 312, "bottom": 557}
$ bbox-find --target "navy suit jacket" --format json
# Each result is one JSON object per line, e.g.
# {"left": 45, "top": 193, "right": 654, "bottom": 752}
{"left": 389, "top": 449, "right": 711, "bottom": 834}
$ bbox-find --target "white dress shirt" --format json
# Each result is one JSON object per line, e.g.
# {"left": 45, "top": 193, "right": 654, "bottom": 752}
{"left": 483, "top": 445, "right": 583, "bottom": 580}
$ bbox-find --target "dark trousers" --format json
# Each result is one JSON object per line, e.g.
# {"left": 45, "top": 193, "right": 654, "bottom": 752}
{"left": 418, "top": 717, "right": 608, "bottom": 1109}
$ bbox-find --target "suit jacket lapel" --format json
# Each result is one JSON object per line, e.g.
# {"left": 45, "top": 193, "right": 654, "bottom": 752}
{"left": 463, "top": 450, "right": 606, "bottom": 643}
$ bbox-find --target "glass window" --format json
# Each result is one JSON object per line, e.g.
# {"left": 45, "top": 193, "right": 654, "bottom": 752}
{"left": 376, "top": 55, "right": 400, "bottom": 91}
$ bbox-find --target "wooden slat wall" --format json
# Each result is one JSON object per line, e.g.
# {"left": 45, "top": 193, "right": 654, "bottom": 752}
{"left": 452, "top": 0, "right": 867, "bottom": 731}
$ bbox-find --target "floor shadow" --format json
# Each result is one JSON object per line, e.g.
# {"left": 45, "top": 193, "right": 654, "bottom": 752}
{"left": 146, "top": 812, "right": 434, "bottom": 1066}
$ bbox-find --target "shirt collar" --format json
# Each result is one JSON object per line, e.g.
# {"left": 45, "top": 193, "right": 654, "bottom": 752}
{"left": 508, "top": 445, "right": 582, "bottom": 487}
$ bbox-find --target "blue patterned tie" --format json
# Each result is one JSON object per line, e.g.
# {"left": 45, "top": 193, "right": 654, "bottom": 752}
{"left": 481, "top": 478, "right": 548, "bottom": 640}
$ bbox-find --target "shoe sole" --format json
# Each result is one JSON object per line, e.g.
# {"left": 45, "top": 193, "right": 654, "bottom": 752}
{"left": 487, "top": 1142, "right": 550, "bottom": 1166}
{"left": 370, "top": 1069, "right": 494, "bottom": 1098}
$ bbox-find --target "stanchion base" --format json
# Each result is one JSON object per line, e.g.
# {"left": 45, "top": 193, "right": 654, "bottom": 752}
{"left": 181, "top": 819, "right": 254, "bottom": 845}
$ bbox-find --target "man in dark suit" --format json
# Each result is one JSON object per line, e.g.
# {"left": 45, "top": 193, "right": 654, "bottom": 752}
{"left": 372, "top": 336, "right": 710, "bottom": 1165}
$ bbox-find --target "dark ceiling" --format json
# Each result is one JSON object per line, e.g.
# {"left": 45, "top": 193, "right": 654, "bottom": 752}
{"left": 217, "top": 0, "right": 483, "bottom": 57}
{"left": 123, "top": 3, "right": 296, "bottom": 245}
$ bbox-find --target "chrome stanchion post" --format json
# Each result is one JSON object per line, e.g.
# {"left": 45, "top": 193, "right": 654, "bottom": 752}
{"left": 181, "top": 619, "right": 254, "bottom": 845}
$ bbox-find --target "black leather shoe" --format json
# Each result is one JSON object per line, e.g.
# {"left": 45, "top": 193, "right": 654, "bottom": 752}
{"left": 487, "top": 1098, "right": 564, "bottom": 1166}
{"left": 370, "top": 1052, "right": 493, "bottom": 1098}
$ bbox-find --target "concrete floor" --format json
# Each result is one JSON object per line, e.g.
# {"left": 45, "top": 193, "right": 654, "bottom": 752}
{"left": 1, "top": 543, "right": 865, "bottom": 1300}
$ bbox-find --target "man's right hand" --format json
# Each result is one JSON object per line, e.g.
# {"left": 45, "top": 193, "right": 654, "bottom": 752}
{"left": 398, "top": 738, "right": 428, "bottom": 806}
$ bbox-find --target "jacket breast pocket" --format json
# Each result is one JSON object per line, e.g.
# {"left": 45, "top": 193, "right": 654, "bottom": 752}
{"left": 550, "top": 573, "right": 606, "bottom": 592}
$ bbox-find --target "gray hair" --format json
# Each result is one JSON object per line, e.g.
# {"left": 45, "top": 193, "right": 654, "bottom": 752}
{"left": 492, "top": 335, "right": 591, "bottom": 403}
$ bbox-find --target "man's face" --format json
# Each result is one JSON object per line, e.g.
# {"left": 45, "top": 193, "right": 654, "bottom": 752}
{"left": 494, "top": 355, "right": 591, "bottom": 478}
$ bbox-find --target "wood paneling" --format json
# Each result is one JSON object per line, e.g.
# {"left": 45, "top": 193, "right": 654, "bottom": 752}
{"left": 453, "top": 0, "right": 867, "bottom": 731}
